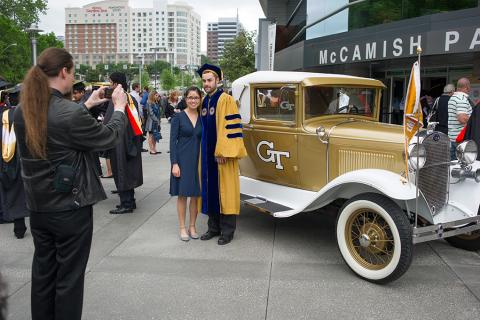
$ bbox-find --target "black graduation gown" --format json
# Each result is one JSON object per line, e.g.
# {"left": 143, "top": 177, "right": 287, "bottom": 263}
{"left": 0, "top": 107, "right": 28, "bottom": 221}
{"left": 103, "top": 95, "right": 143, "bottom": 191}
{"left": 464, "top": 103, "right": 480, "bottom": 160}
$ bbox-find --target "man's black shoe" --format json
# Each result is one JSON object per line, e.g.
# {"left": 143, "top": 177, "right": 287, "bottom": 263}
{"left": 141, "top": 148, "right": 148, "bottom": 152}
{"left": 218, "top": 235, "right": 233, "bottom": 245}
{"left": 200, "top": 231, "right": 220, "bottom": 241}
{"left": 109, "top": 207, "right": 133, "bottom": 214}
{"left": 111, "top": 190, "right": 118, "bottom": 194}
{"left": 116, "top": 203, "right": 136, "bottom": 209}
{"left": 14, "top": 229, "right": 26, "bottom": 239}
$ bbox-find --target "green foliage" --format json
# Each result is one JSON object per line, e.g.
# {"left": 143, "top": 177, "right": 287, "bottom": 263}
{"left": 37, "top": 32, "right": 64, "bottom": 51}
{"left": 145, "top": 60, "right": 171, "bottom": 76}
{"left": 219, "top": 31, "right": 256, "bottom": 83}
{"left": 201, "top": 54, "right": 213, "bottom": 65}
{"left": 0, "top": 15, "right": 63, "bottom": 83}
{"left": 160, "top": 69, "right": 176, "bottom": 91}
{"left": 0, "top": 0, "right": 48, "bottom": 29}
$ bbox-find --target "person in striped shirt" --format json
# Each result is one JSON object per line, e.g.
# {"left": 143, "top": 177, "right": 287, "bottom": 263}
{"left": 448, "top": 78, "right": 472, "bottom": 160}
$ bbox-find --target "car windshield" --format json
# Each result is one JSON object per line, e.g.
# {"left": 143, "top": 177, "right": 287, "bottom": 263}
{"left": 305, "top": 85, "right": 377, "bottom": 119}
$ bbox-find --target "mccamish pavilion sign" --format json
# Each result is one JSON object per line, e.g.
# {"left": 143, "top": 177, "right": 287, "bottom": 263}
{"left": 317, "top": 28, "right": 480, "bottom": 65}
{"left": 299, "top": 8, "right": 480, "bottom": 68}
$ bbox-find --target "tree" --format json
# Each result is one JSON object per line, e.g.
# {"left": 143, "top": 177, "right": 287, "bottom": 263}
{"left": 0, "top": 0, "right": 48, "bottom": 29}
{"left": 160, "top": 69, "right": 176, "bottom": 91}
{"left": 201, "top": 54, "right": 212, "bottom": 65}
{"left": 219, "top": 31, "right": 256, "bottom": 83}
{"left": 37, "top": 32, "right": 64, "bottom": 51}
{"left": 0, "top": 15, "right": 63, "bottom": 83}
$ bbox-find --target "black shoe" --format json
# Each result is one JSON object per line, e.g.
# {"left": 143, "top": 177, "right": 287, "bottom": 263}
{"left": 14, "top": 229, "right": 26, "bottom": 239}
{"left": 141, "top": 148, "right": 148, "bottom": 152}
{"left": 111, "top": 190, "right": 118, "bottom": 194}
{"left": 109, "top": 207, "right": 133, "bottom": 214}
{"left": 116, "top": 203, "right": 136, "bottom": 209}
{"left": 218, "top": 235, "right": 233, "bottom": 245}
{"left": 200, "top": 230, "right": 220, "bottom": 241}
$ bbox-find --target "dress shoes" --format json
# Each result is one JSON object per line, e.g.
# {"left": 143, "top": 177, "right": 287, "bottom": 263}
{"left": 217, "top": 235, "right": 233, "bottom": 245}
{"left": 14, "top": 229, "right": 26, "bottom": 239}
{"left": 116, "top": 203, "right": 137, "bottom": 209}
{"left": 109, "top": 207, "right": 133, "bottom": 214}
{"left": 200, "top": 230, "right": 220, "bottom": 241}
{"left": 111, "top": 190, "right": 119, "bottom": 194}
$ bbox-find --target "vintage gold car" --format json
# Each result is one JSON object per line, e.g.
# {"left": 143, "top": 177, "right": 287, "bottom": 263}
{"left": 232, "top": 71, "right": 480, "bottom": 284}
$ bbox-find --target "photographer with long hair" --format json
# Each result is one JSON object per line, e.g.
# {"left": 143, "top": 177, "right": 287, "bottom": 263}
{"left": 14, "top": 47, "right": 128, "bottom": 320}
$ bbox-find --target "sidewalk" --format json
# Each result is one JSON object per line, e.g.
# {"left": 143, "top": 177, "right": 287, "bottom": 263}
{"left": 1, "top": 119, "right": 480, "bottom": 320}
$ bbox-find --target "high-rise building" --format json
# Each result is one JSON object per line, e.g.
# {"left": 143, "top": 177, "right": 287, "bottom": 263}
{"left": 64, "top": 0, "right": 201, "bottom": 67}
{"left": 206, "top": 17, "right": 243, "bottom": 63}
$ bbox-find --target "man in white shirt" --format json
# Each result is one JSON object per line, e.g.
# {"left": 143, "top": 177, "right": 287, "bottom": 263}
{"left": 129, "top": 82, "right": 148, "bottom": 152}
{"left": 129, "top": 83, "right": 142, "bottom": 113}
{"left": 448, "top": 78, "right": 472, "bottom": 160}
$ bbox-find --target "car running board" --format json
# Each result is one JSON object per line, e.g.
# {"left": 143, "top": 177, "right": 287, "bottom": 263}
{"left": 240, "top": 193, "right": 293, "bottom": 215}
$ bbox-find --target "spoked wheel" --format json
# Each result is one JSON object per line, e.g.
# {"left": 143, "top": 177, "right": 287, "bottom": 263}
{"left": 445, "top": 230, "right": 480, "bottom": 251}
{"left": 336, "top": 193, "right": 413, "bottom": 284}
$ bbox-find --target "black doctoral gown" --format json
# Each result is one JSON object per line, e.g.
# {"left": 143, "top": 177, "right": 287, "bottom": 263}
{"left": 103, "top": 95, "right": 143, "bottom": 191}
{"left": 0, "top": 107, "right": 28, "bottom": 221}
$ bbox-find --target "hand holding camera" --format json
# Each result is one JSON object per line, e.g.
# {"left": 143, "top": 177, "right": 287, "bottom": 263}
{"left": 84, "top": 86, "right": 109, "bottom": 109}
{"left": 112, "top": 84, "right": 127, "bottom": 112}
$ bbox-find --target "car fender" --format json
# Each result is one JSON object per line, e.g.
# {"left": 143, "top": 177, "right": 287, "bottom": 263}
{"left": 304, "top": 169, "right": 432, "bottom": 223}
{"left": 241, "top": 169, "right": 432, "bottom": 222}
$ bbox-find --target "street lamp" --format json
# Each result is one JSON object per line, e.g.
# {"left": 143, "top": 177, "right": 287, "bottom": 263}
{"left": 151, "top": 47, "right": 162, "bottom": 90}
{"left": 0, "top": 43, "right": 17, "bottom": 55}
{"left": 136, "top": 53, "right": 144, "bottom": 88}
{"left": 26, "top": 23, "right": 43, "bottom": 66}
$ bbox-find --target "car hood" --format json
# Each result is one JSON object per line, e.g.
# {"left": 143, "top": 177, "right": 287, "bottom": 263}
{"left": 304, "top": 118, "right": 405, "bottom": 145}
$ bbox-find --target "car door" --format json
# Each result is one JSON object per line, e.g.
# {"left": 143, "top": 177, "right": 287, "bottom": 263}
{"left": 241, "top": 84, "right": 300, "bottom": 188}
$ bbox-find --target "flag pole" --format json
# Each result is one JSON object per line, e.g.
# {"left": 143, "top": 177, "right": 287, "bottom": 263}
{"left": 414, "top": 46, "right": 423, "bottom": 228}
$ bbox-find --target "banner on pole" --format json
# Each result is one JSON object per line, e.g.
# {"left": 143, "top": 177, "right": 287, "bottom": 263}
{"left": 267, "top": 23, "right": 276, "bottom": 71}
{"left": 403, "top": 61, "right": 422, "bottom": 143}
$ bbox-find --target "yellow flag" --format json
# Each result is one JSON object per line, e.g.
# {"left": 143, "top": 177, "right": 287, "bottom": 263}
{"left": 403, "top": 61, "right": 422, "bottom": 143}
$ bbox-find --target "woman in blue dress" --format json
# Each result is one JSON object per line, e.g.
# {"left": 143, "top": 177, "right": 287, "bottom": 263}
{"left": 170, "top": 87, "right": 203, "bottom": 241}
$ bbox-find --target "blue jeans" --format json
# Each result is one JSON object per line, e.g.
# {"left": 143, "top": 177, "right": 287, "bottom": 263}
{"left": 450, "top": 141, "right": 458, "bottom": 161}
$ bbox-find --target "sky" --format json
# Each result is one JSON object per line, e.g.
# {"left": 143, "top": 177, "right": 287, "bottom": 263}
{"left": 38, "top": 0, "right": 266, "bottom": 52}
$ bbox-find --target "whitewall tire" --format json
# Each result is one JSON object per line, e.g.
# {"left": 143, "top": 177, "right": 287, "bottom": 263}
{"left": 336, "top": 193, "right": 413, "bottom": 283}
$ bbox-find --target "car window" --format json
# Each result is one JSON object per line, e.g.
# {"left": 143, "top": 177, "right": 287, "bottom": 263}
{"left": 305, "top": 86, "right": 377, "bottom": 119}
{"left": 255, "top": 87, "right": 296, "bottom": 122}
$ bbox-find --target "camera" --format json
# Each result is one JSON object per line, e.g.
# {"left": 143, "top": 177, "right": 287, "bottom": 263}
{"left": 104, "top": 87, "right": 114, "bottom": 99}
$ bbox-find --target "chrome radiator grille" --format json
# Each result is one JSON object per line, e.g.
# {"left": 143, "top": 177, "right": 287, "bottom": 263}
{"left": 417, "top": 132, "right": 450, "bottom": 216}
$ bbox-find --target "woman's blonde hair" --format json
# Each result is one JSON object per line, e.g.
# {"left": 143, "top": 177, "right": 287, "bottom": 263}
{"left": 147, "top": 90, "right": 158, "bottom": 105}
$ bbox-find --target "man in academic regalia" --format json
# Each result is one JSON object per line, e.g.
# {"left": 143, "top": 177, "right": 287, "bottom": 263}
{"left": 0, "top": 95, "right": 28, "bottom": 239}
{"left": 197, "top": 64, "right": 247, "bottom": 245}
{"left": 103, "top": 72, "right": 144, "bottom": 214}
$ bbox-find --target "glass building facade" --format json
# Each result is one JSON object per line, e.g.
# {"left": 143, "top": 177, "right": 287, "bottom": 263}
{"left": 258, "top": 0, "right": 480, "bottom": 124}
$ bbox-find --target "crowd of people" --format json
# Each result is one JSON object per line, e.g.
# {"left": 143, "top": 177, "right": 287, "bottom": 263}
{"left": 0, "top": 48, "right": 246, "bottom": 320}
{"left": 427, "top": 78, "right": 479, "bottom": 160}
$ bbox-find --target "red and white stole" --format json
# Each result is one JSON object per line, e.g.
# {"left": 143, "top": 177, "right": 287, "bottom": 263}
{"left": 126, "top": 94, "right": 143, "bottom": 136}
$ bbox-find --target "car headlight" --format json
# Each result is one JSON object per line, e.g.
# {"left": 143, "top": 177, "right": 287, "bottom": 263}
{"left": 456, "top": 140, "right": 478, "bottom": 165}
{"left": 408, "top": 143, "right": 427, "bottom": 170}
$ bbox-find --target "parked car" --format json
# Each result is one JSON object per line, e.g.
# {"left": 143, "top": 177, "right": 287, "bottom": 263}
{"left": 232, "top": 71, "right": 480, "bottom": 283}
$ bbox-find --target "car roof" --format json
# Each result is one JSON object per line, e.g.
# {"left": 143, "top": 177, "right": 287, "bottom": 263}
{"left": 233, "top": 71, "right": 385, "bottom": 88}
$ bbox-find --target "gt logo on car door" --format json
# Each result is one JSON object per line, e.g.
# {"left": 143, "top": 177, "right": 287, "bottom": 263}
{"left": 256, "top": 140, "right": 290, "bottom": 170}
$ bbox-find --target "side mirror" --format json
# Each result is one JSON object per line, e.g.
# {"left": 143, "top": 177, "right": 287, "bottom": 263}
{"left": 316, "top": 126, "right": 329, "bottom": 144}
